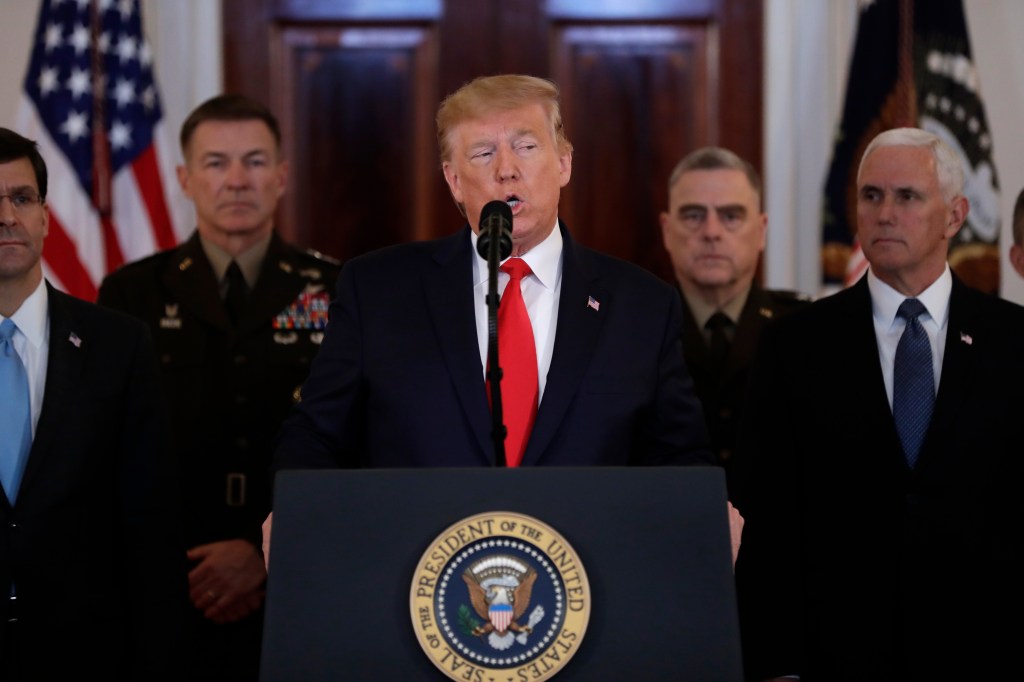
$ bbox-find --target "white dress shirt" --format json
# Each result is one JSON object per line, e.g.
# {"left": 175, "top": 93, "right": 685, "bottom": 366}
{"left": 868, "top": 265, "right": 951, "bottom": 409}
{"left": 1, "top": 277, "right": 50, "bottom": 439}
{"left": 472, "top": 222, "right": 563, "bottom": 403}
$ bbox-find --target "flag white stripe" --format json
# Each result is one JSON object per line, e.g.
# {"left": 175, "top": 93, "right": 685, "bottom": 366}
{"left": 18, "top": 96, "right": 106, "bottom": 287}
{"left": 16, "top": 0, "right": 186, "bottom": 299}
{"left": 152, "top": 119, "right": 193, "bottom": 242}
{"left": 111, "top": 167, "right": 158, "bottom": 259}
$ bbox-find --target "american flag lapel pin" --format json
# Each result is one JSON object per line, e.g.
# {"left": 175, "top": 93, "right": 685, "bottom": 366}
{"left": 960, "top": 331, "right": 973, "bottom": 345}
{"left": 587, "top": 296, "right": 600, "bottom": 312}
{"left": 69, "top": 332, "right": 82, "bottom": 348}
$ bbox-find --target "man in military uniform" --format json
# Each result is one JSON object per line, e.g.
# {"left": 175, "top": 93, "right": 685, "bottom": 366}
{"left": 98, "top": 95, "right": 340, "bottom": 681}
{"left": 660, "top": 147, "right": 809, "bottom": 504}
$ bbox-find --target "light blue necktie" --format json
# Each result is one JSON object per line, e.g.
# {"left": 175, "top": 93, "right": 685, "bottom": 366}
{"left": 0, "top": 319, "right": 32, "bottom": 502}
{"left": 892, "top": 299, "right": 934, "bottom": 468}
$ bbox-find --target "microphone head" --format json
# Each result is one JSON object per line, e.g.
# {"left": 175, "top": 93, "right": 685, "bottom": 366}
{"left": 476, "top": 200, "right": 513, "bottom": 260}
{"left": 480, "top": 199, "right": 513, "bottom": 228}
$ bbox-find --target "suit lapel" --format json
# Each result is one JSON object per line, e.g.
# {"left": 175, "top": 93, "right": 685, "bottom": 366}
{"left": 237, "top": 234, "right": 311, "bottom": 338}
{"left": 728, "top": 286, "right": 774, "bottom": 376}
{"left": 680, "top": 285, "right": 773, "bottom": 393}
{"left": 18, "top": 287, "right": 82, "bottom": 499}
{"left": 522, "top": 226, "right": 605, "bottom": 465}
{"left": 845, "top": 278, "right": 904, "bottom": 450}
{"left": 679, "top": 294, "right": 711, "bottom": 372}
{"left": 422, "top": 228, "right": 494, "bottom": 462}
{"left": 921, "top": 278, "right": 975, "bottom": 464}
{"left": 160, "top": 233, "right": 229, "bottom": 332}
{"left": 160, "top": 233, "right": 311, "bottom": 341}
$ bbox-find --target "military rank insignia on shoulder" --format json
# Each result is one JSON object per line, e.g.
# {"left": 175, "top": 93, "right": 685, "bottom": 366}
{"left": 273, "top": 290, "right": 330, "bottom": 331}
{"left": 410, "top": 512, "right": 590, "bottom": 682}
{"left": 304, "top": 247, "right": 341, "bottom": 266}
{"left": 770, "top": 289, "right": 813, "bottom": 303}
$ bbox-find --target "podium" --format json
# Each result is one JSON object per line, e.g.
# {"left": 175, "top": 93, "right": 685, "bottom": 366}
{"left": 261, "top": 466, "right": 742, "bottom": 681}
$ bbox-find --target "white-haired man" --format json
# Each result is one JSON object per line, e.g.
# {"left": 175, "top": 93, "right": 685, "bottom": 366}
{"left": 734, "top": 127, "right": 1024, "bottom": 680}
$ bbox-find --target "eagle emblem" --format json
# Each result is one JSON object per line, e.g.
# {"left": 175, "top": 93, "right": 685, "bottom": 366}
{"left": 411, "top": 511, "right": 591, "bottom": 679}
{"left": 159, "top": 303, "right": 182, "bottom": 329}
{"left": 462, "top": 555, "right": 545, "bottom": 651}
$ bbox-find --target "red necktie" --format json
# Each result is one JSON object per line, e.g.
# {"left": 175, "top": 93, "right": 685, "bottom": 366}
{"left": 489, "top": 258, "right": 538, "bottom": 467}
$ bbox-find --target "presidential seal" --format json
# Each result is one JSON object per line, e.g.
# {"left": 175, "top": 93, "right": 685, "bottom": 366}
{"left": 410, "top": 512, "right": 590, "bottom": 682}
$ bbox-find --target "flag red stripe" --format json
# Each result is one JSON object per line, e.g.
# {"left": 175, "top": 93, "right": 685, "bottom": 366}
{"left": 20, "top": 0, "right": 184, "bottom": 300}
{"left": 43, "top": 210, "right": 98, "bottom": 301}
{"left": 131, "top": 144, "right": 177, "bottom": 250}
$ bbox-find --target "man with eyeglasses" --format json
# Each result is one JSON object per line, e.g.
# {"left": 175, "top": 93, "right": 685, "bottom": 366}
{"left": 659, "top": 147, "right": 809, "bottom": 504}
{"left": 97, "top": 95, "right": 340, "bottom": 681}
{"left": 0, "top": 128, "right": 186, "bottom": 679}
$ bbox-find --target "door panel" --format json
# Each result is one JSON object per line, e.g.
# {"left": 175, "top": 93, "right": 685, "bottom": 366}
{"left": 222, "top": 0, "right": 762, "bottom": 284}
{"left": 270, "top": 24, "right": 439, "bottom": 256}
{"left": 554, "top": 23, "right": 711, "bottom": 278}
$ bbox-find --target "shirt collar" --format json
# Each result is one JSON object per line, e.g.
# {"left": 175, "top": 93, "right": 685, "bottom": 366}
{"left": 472, "top": 219, "right": 563, "bottom": 289}
{"left": 868, "top": 264, "right": 952, "bottom": 329}
{"left": 199, "top": 232, "right": 272, "bottom": 288}
{"left": 683, "top": 286, "right": 750, "bottom": 330}
{"left": 3, "top": 276, "right": 49, "bottom": 350}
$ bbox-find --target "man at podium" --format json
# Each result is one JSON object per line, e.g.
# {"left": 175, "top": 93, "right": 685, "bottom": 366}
{"left": 270, "top": 74, "right": 712, "bottom": 477}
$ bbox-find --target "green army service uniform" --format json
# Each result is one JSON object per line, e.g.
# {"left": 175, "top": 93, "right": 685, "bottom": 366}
{"left": 680, "top": 284, "right": 810, "bottom": 501}
{"left": 98, "top": 231, "right": 340, "bottom": 680}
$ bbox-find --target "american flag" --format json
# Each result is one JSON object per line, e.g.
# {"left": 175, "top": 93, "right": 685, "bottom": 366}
{"left": 16, "top": 0, "right": 190, "bottom": 301}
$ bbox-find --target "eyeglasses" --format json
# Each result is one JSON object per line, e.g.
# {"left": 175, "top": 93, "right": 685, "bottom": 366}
{"left": 671, "top": 207, "right": 749, "bottom": 232}
{"left": 0, "top": 190, "right": 44, "bottom": 212}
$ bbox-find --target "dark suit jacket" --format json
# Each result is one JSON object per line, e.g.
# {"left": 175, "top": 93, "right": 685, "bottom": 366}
{"left": 274, "top": 224, "right": 712, "bottom": 470}
{"left": 0, "top": 285, "right": 186, "bottom": 680}
{"left": 733, "top": 275, "right": 1024, "bottom": 681}
{"left": 680, "top": 284, "right": 809, "bottom": 495}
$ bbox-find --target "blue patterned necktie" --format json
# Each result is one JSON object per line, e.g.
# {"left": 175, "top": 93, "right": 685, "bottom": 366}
{"left": 892, "top": 299, "right": 934, "bottom": 468}
{"left": 0, "top": 319, "right": 33, "bottom": 502}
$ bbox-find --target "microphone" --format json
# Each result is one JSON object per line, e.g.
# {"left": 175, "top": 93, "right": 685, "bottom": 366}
{"left": 476, "top": 200, "right": 513, "bottom": 261}
{"left": 477, "top": 199, "right": 513, "bottom": 466}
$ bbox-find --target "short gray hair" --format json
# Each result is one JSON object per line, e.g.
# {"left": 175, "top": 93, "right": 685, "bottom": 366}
{"left": 858, "top": 127, "right": 964, "bottom": 202}
{"left": 667, "top": 146, "right": 761, "bottom": 206}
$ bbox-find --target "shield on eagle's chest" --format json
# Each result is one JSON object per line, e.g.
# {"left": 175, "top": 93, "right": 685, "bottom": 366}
{"left": 489, "top": 603, "right": 513, "bottom": 632}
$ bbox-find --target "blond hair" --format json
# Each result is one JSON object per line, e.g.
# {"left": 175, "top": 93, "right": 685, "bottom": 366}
{"left": 436, "top": 74, "right": 573, "bottom": 164}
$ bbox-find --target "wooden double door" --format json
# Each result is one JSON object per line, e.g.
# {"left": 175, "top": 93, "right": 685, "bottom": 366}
{"left": 223, "top": 0, "right": 762, "bottom": 283}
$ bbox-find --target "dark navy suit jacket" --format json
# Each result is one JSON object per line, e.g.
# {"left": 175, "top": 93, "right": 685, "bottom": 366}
{"left": 274, "top": 223, "right": 712, "bottom": 470}
{"left": 0, "top": 285, "right": 186, "bottom": 680}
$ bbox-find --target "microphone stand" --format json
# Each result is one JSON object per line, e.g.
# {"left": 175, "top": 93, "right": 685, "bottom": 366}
{"left": 483, "top": 232, "right": 508, "bottom": 467}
